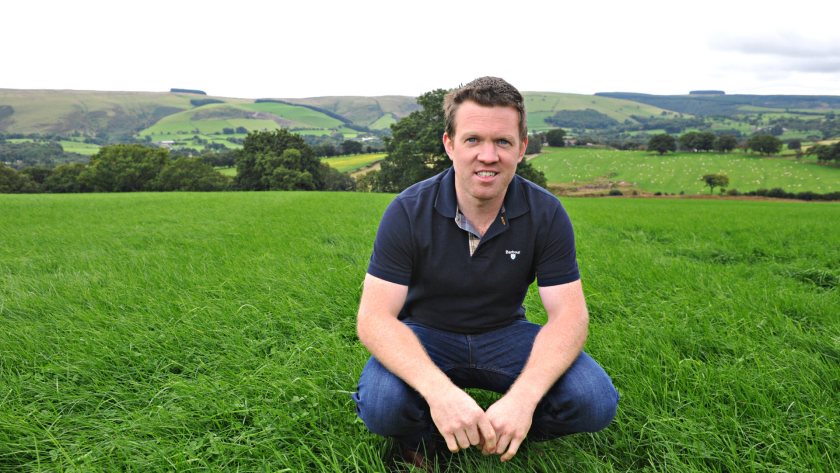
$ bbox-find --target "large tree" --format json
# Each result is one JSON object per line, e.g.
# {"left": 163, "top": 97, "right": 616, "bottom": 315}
{"left": 80, "top": 144, "right": 169, "bottom": 192}
{"left": 375, "top": 88, "right": 546, "bottom": 192}
{"left": 715, "top": 134, "right": 738, "bottom": 153}
{"left": 648, "top": 134, "right": 676, "bottom": 155}
{"left": 235, "top": 129, "right": 323, "bottom": 190}
{"left": 747, "top": 134, "right": 782, "bottom": 155}
{"left": 546, "top": 128, "right": 567, "bottom": 147}
{"left": 153, "top": 157, "right": 230, "bottom": 191}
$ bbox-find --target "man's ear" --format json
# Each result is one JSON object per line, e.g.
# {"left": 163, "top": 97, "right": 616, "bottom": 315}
{"left": 518, "top": 136, "right": 528, "bottom": 163}
{"left": 443, "top": 132, "right": 454, "bottom": 160}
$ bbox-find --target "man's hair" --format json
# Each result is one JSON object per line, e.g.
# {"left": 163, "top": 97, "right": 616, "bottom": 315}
{"left": 444, "top": 76, "right": 527, "bottom": 142}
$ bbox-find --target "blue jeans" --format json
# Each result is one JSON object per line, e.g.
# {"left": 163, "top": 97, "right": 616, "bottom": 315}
{"left": 353, "top": 318, "right": 619, "bottom": 448}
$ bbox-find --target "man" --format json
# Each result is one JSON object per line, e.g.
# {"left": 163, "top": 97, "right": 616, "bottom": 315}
{"left": 353, "top": 77, "right": 618, "bottom": 466}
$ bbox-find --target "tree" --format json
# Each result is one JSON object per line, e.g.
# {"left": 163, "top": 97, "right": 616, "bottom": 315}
{"left": 679, "top": 131, "right": 700, "bottom": 151}
{"left": 545, "top": 129, "right": 566, "bottom": 147}
{"left": 702, "top": 173, "right": 730, "bottom": 194}
{"left": 341, "top": 140, "right": 363, "bottom": 155}
{"left": 787, "top": 139, "right": 802, "bottom": 151}
{"left": 44, "top": 163, "right": 91, "bottom": 193}
{"left": 152, "top": 157, "right": 230, "bottom": 191}
{"left": 525, "top": 133, "right": 543, "bottom": 154}
{"left": 648, "top": 134, "right": 676, "bottom": 155}
{"left": 747, "top": 134, "right": 782, "bottom": 155}
{"left": 235, "top": 129, "right": 323, "bottom": 190}
{"left": 715, "top": 134, "right": 738, "bottom": 153}
{"left": 0, "top": 164, "right": 37, "bottom": 193}
{"left": 377, "top": 89, "right": 450, "bottom": 192}
{"left": 695, "top": 132, "right": 716, "bottom": 151}
{"left": 516, "top": 160, "right": 547, "bottom": 187}
{"left": 80, "top": 144, "right": 169, "bottom": 192}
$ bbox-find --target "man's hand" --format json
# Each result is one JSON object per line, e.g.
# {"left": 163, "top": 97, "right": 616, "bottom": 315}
{"left": 484, "top": 393, "right": 537, "bottom": 461}
{"left": 427, "top": 386, "right": 497, "bottom": 454}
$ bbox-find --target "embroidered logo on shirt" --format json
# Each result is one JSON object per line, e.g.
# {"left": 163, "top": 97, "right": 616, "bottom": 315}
{"left": 506, "top": 250, "right": 521, "bottom": 260}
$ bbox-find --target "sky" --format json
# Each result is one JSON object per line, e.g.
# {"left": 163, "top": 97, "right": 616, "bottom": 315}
{"left": 4, "top": 0, "right": 840, "bottom": 99}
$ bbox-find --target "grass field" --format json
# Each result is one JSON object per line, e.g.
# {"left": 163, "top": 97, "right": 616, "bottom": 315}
{"left": 1, "top": 194, "right": 837, "bottom": 472}
{"left": 322, "top": 153, "right": 386, "bottom": 173}
{"left": 523, "top": 93, "right": 673, "bottom": 132}
{"left": 532, "top": 147, "right": 840, "bottom": 194}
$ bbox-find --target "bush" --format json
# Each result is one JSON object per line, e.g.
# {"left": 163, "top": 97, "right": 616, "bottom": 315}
{"left": 608, "top": 189, "right": 623, "bottom": 196}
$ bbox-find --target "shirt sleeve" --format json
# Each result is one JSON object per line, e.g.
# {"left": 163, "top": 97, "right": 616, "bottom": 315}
{"left": 535, "top": 203, "right": 580, "bottom": 287}
{"left": 367, "top": 198, "right": 413, "bottom": 286}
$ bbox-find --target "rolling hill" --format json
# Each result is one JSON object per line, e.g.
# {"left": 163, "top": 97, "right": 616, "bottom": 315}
{"left": 3, "top": 88, "right": 840, "bottom": 154}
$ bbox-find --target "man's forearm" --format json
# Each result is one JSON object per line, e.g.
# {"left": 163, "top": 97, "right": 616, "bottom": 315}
{"left": 505, "top": 313, "right": 588, "bottom": 407}
{"left": 357, "top": 313, "right": 454, "bottom": 398}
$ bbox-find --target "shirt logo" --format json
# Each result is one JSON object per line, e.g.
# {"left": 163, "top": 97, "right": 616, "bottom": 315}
{"left": 506, "top": 250, "right": 521, "bottom": 260}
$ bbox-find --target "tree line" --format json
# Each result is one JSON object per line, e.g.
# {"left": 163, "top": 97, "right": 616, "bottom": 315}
{"left": 0, "top": 129, "right": 355, "bottom": 194}
{"left": 646, "top": 132, "right": 794, "bottom": 156}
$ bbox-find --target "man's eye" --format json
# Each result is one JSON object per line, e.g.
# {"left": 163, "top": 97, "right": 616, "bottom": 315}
{"left": 498, "top": 139, "right": 511, "bottom": 146}
{"left": 466, "top": 137, "right": 477, "bottom": 143}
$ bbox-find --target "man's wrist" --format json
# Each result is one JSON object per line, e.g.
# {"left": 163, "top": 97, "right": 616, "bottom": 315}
{"left": 505, "top": 380, "right": 544, "bottom": 409}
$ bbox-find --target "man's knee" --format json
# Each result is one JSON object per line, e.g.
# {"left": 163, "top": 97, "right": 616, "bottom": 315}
{"left": 354, "top": 357, "right": 429, "bottom": 437}
{"left": 531, "top": 353, "right": 619, "bottom": 438}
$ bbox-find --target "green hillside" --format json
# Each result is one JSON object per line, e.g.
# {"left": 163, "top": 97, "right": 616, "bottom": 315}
{"left": 284, "top": 96, "right": 419, "bottom": 127}
{"left": 532, "top": 147, "right": 840, "bottom": 195}
{"left": 0, "top": 89, "right": 201, "bottom": 136}
{"left": 3, "top": 88, "right": 840, "bottom": 156}
{"left": 523, "top": 92, "right": 675, "bottom": 132}
{"left": 138, "top": 102, "right": 348, "bottom": 146}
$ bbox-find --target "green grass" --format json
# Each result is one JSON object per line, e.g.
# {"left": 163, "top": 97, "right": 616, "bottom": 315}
{"left": 242, "top": 103, "right": 344, "bottom": 129}
{"left": 0, "top": 193, "right": 837, "bottom": 472}
{"left": 523, "top": 93, "right": 674, "bottom": 132}
{"left": 532, "top": 147, "right": 840, "bottom": 194}
{"left": 58, "top": 140, "right": 100, "bottom": 156}
{"left": 369, "top": 114, "right": 397, "bottom": 130}
{"left": 321, "top": 153, "right": 385, "bottom": 173}
{"left": 215, "top": 166, "right": 237, "bottom": 177}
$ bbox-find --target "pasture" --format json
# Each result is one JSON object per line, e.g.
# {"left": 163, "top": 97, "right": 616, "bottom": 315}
{"left": 1, "top": 193, "right": 837, "bottom": 472}
{"left": 321, "top": 153, "right": 386, "bottom": 173}
{"left": 532, "top": 147, "right": 840, "bottom": 194}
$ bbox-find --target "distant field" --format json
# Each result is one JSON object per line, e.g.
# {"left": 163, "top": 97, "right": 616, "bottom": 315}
{"left": 369, "top": 113, "right": 397, "bottom": 130}
{"left": 321, "top": 153, "right": 385, "bottom": 172}
{"left": 3, "top": 138, "right": 101, "bottom": 156}
{"left": 523, "top": 92, "right": 673, "bottom": 132}
{"left": 1, "top": 193, "right": 836, "bottom": 472}
{"left": 59, "top": 140, "right": 100, "bottom": 156}
{"left": 532, "top": 147, "right": 840, "bottom": 194}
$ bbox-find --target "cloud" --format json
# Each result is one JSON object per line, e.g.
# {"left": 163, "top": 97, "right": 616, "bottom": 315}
{"left": 712, "top": 31, "right": 840, "bottom": 75}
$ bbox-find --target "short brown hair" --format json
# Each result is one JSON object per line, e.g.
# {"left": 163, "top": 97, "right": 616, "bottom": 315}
{"left": 444, "top": 76, "right": 527, "bottom": 142}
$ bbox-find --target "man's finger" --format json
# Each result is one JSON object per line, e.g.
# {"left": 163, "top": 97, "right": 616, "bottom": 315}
{"left": 466, "top": 425, "right": 481, "bottom": 446}
{"left": 443, "top": 433, "right": 459, "bottom": 453}
{"left": 454, "top": 430, "right": 471, "bottom": 450}
{"left": 500, "top": 435, "right": 524, "bottom": 462}
{"left": 477, "top": 418, "right": 497, "bottom": 452}
{"left": 495, "top": 433, "right": 511, "bottom": 456}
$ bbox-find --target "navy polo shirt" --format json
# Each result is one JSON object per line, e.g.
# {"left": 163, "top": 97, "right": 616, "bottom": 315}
{"left": 367, "top": 167, "right": 580, "bottom": 334}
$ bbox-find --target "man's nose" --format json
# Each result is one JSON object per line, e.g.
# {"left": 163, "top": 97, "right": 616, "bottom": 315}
{"left": 477, "top": 142, "right": 499, "bottom": 162}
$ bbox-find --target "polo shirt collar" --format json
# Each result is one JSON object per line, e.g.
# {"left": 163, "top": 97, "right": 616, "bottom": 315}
{"left": 434, "top": 167, "right": 530, "bottom": 220}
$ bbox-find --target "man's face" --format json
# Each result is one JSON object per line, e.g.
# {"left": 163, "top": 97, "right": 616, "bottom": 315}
{"left": 443, "top": 101, "right": 527, "bottom": 207}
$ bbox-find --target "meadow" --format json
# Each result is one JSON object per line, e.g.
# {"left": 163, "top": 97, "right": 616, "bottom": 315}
{"left": 0, "top": 192, "right": 837, "bottom": 472}
{"left": 532, "top": 147, "right": 840, "bottom": 194}
{"left": 321, "top": 153, "right": 386, "bottom": 173}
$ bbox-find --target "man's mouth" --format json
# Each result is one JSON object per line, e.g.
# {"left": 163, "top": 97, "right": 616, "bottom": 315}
{"left": 476, "top": 171, "right": 498, "bottom": 177}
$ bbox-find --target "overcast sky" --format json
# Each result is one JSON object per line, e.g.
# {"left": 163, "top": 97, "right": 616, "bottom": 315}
{"left": 4, "top": 0, "right": 840, "bottom": 98}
